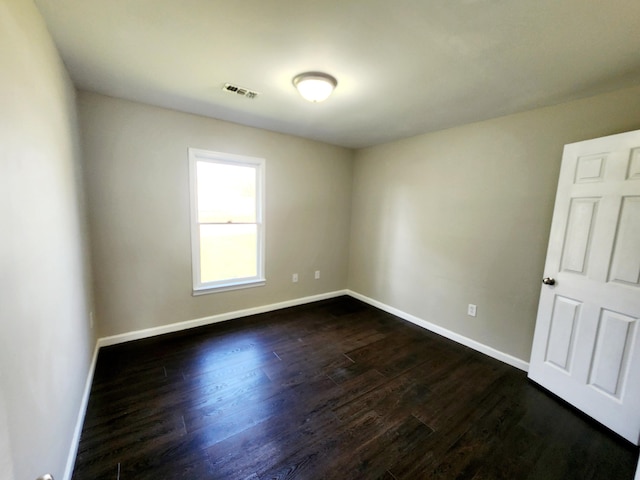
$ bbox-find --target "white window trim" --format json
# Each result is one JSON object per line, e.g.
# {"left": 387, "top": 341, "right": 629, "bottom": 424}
{"left": 188, "top": 148, "right": 266, "bottom": 295}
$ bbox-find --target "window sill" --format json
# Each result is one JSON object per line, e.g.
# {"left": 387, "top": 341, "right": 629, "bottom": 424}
{"left": 192, "top": 279, "right": 266, "bottom": 296}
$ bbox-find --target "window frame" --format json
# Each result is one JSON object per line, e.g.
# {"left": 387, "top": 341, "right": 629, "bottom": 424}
{"left": 188, "top": 148, "right": 266, "bottom": 295}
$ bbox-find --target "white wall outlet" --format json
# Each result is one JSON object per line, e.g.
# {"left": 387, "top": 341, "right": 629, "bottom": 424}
{"left": 292, "top": 273, "right": 299, "bottom": 283}
{"left": 314, "top": 270, "right": 320, "bottom": 279}
{"left": 467, "top": 304, "right": 477, "bottom": 317}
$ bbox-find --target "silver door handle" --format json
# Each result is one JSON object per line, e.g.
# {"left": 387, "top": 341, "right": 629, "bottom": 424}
{"left": 36, "top": 475, "right": 53, "bottom": 480}
{"left": 542, "top": 277, "right": 556, "bottom": 285}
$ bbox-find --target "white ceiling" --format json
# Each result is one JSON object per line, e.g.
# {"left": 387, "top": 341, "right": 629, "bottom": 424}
{"left": 35, "top": 0, "right": 640, "bottom": 149}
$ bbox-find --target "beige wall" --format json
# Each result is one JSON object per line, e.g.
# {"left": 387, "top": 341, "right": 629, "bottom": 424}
{"left": 78, "top": 91, "right": 353, "bottom": 338}
{"left": 0, "top": 1, "right": 95, "bottom": 479}
{"left": 349, "top": 85, "right": 640, "bottom": 362}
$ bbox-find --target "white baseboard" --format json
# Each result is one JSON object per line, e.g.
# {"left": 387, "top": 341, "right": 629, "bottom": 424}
{"left": 98, "top": 289, "right": 349, "bottom": 348}
{"left": 63, "top": 341, "right": 100, "bottom": 480}
{"left": 346, "top": 290, "right": 529, "bottom": 372}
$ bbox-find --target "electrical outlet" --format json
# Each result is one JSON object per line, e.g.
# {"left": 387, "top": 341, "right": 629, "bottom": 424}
{"left": 467, "top": 304, "right": 477, "bottom": 317}
{"left": 314, "top": 270, "right": 320, "bottom": 280}
{"left": 292, "top": 273, "right": 298, "bottom": 283}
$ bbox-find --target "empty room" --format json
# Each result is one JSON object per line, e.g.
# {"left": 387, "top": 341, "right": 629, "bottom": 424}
{"left": 2, "top": 0, "right": 640, "bottom": 479}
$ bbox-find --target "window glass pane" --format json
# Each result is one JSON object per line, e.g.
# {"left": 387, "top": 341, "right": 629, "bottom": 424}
{"left": 199, "top": 224, "right": 257, "bottom": 283}
{"left": 196, "top": 161, "right": 256, "bottom": 223}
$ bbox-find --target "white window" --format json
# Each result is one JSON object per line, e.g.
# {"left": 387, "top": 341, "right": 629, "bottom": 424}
{"left": 189, "top": 148, "right": 265, "bottom": 294}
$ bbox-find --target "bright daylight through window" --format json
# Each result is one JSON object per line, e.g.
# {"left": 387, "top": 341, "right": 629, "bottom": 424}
{"left": 189, "top": 149, "right": 265, "bottom": 294}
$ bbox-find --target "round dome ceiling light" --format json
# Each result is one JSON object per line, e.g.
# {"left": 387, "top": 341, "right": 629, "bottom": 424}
{"left": 292, "top": 72, "right": 338, "bottom": 103}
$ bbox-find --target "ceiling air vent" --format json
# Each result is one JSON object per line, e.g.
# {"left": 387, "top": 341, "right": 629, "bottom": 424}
{"left": 223, "top": 83, "right": 259, "bottom": 99}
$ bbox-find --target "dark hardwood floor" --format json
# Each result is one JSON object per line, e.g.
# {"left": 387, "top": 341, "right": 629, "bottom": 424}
{"left": 72, "top": 296, "right": 639, "bottom": 479}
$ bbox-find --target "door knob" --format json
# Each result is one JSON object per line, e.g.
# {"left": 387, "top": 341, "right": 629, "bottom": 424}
{"left": 542, "top": 277, "right": 556, "bottom": 285}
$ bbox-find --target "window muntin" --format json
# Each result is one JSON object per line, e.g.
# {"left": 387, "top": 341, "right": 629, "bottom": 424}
{"left": 189, "top": 149, "right": 265, "bottom": 293}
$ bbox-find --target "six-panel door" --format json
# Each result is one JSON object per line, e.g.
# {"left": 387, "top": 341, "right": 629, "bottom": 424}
{"left": 529, "top": 130, "right": 640, "bottom": 445}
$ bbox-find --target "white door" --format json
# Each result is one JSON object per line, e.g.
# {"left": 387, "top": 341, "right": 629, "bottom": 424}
{"left": 528, "top": 129, "right": 640, "bottom": 446}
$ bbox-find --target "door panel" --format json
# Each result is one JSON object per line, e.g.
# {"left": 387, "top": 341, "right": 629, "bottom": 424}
{"left": 609, "top": 196, "right": 640, "bottom": 286}
{"left": 628, "top": 149, "right": 640, "bottom": 179}
{"left": 560, "top": 198, "right": 599, "bottom": 274}
{"left": 588, "top": 309, "right": 636, "bottom": 398}
{"left": 545, "top": 295, "right": 581, "bottom": 372}
{"left": 529, "top": 129, "right": 640, "bottom": 445}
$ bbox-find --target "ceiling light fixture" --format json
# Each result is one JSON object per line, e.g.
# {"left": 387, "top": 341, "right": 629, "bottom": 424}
{"left": 292, "top": 72, "right": 337, "bottom": 103}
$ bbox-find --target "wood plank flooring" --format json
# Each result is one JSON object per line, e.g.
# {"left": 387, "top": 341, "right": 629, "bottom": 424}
{"left": 72, "top": 296, "right": 639, "bottom": 479}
